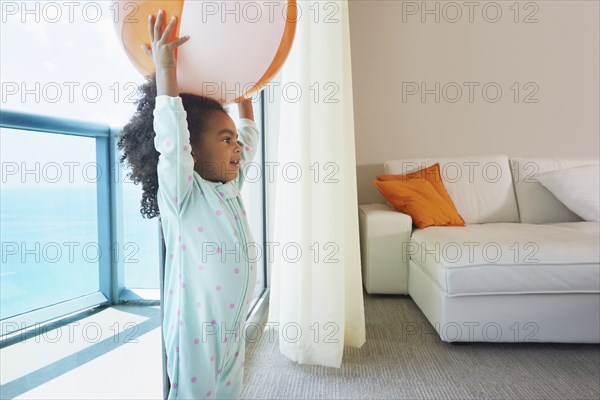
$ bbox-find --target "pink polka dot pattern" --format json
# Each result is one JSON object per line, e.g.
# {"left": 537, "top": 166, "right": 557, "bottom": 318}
{"left": 172, "top": 383, "right": 178, "bottom": 389}
{"left": 159, "top": 122, "right": 259, "bottom": 395}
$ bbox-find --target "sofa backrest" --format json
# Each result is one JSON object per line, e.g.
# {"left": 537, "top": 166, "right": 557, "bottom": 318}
{"left": 384, "top": 155, "right": 519, "bottom": 224}
{"left": 510, "top": 157, "right": 600, "bottom": 224}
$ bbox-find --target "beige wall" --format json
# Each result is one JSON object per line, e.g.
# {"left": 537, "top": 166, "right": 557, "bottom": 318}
{"left": 348, "top": 0, "right": 600, "bottom": 205}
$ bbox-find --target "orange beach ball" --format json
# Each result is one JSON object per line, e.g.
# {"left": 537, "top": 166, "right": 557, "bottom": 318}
{"left": 112, "top": 0, "right": 297, "bottom": 104}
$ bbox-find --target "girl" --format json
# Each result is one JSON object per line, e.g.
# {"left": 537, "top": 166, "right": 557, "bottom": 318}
{"left": 118, "top": 9, "right": 259, "bottom": 399}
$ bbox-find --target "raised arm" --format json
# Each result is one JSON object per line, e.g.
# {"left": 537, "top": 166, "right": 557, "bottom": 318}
{"left": 143, "top": 10, "right": 189, "bottom": 96}
{"left": 142, "top": 10, "right": 193, "bottom": 214}
{"left": 238, "top": 98, "right": 254, "bottom": 121}
{"left": 234, "top": 98, "right": 257, "bottom": 190}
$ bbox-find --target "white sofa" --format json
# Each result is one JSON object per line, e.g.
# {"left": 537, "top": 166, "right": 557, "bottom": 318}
{"left": 359, "top": 155, "right": 600, "bottom": 343}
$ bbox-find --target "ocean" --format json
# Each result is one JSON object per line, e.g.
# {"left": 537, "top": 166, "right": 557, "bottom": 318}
{"left": 1, "top": 185, "right": 159, "bottom": 320}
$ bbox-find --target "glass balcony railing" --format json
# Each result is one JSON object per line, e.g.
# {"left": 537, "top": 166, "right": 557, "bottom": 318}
{"left": 1, "top": 94, "right": 267, "bottom": 339}
{"left": 0, "top": 110, "right": 113, "bottom": 336}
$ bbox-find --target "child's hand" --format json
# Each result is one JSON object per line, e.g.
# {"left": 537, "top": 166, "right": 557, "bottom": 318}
{"left": 142, "top": 9, "right": 189, "bottom": 96}
{"left": 142, "top": 9, "right": 189, "bottom": 72}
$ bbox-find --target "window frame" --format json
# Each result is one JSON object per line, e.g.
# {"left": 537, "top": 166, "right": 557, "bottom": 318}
{"left": 0, "top": 109, "right": 115, "bottom": 337}
{"left": 0, "top": 92, "right": 270, "bottom": 343}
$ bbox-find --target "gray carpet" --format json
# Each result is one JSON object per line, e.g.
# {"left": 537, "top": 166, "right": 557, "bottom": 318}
{"left": 240, "top": 292, "right": 600, "bottom": 399}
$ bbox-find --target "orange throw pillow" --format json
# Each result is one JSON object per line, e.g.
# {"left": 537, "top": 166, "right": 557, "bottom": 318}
{"left": 374, "top": 164, "right": 465, "bottom": 229}
{"left": 377, "top": 163, "right": 458, "bottom": 210}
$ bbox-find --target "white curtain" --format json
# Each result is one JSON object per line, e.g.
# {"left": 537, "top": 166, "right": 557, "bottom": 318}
{"left": 266, "top": 0, "right": 366, "bottom": 368}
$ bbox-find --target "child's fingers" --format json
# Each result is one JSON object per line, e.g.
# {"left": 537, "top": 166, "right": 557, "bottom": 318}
{"left": 160, "top": 15, "right": 178, "bottom": 44}
{"left": 154, "top": 9, "right": 164, "bottom": 42}
{"left": 171, "top": 35, "right": 190, "bottom": 49}
{"left": 141, "top": 43, "right": 152, "bottom": 58}
{"left": 147, "top": 14, "right": 155, "bottom": 42}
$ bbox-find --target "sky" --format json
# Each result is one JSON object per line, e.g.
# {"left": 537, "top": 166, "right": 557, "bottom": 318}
{"left": 1, "top": 1, "right": 146, "bottom": 188}
{"left": 1, "top": 0, "right": 147, "bottom": 126}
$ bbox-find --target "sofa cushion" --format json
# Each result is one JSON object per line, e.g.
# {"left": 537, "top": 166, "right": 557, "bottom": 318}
{"left": 409, "top": 222, "right": 600, "bottom": 296}
{"left": 537, "top": 164, "right": 600, "bottom": 221}
{"left": 378, "top": 164, "right": 460, "bottom": 212}
{"left": 385, "top": 155, "right": 519, "bottom": 224}
{"left": 375, "top": 164, "right": 465, "bottom": 228}
{"left": 544, "top": 221, "right": 600, "bottom": 236}
{"left": 510, "top": 157, "right": 600, "bottom": 224}
{"left": 373, "top": 178, "right": 465, "bottom": 229}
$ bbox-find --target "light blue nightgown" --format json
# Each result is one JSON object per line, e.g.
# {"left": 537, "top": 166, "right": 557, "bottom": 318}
{"left": 153, "top": 95, "right": 259, "bottom": 399}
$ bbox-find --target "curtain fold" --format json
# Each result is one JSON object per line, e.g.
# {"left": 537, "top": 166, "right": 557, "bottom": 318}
{"left": 266, "top": 0, "right": 366, "bottom": 368}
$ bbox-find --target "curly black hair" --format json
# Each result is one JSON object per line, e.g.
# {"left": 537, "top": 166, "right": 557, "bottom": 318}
{"left": 118, "top": 74, "right": 228, "bottom": 219}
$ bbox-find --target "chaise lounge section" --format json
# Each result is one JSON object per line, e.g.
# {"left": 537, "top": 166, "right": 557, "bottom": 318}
{"left": 359, "top": 155, "right": 600, "bottom": 342}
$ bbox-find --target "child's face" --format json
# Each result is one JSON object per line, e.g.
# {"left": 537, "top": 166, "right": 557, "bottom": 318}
{"left": 191, "top": 111, "right": 243, "bottom": 183}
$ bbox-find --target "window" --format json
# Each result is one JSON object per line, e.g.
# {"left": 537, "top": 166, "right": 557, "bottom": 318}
{"left": 228, "top": 101, "right": 267, "bottom": 307}
{"left": 1, "top": 129, "right": 100, "bottom": 320}
{"left": 1, "top": 1, "right": 267, "bottom": 337}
